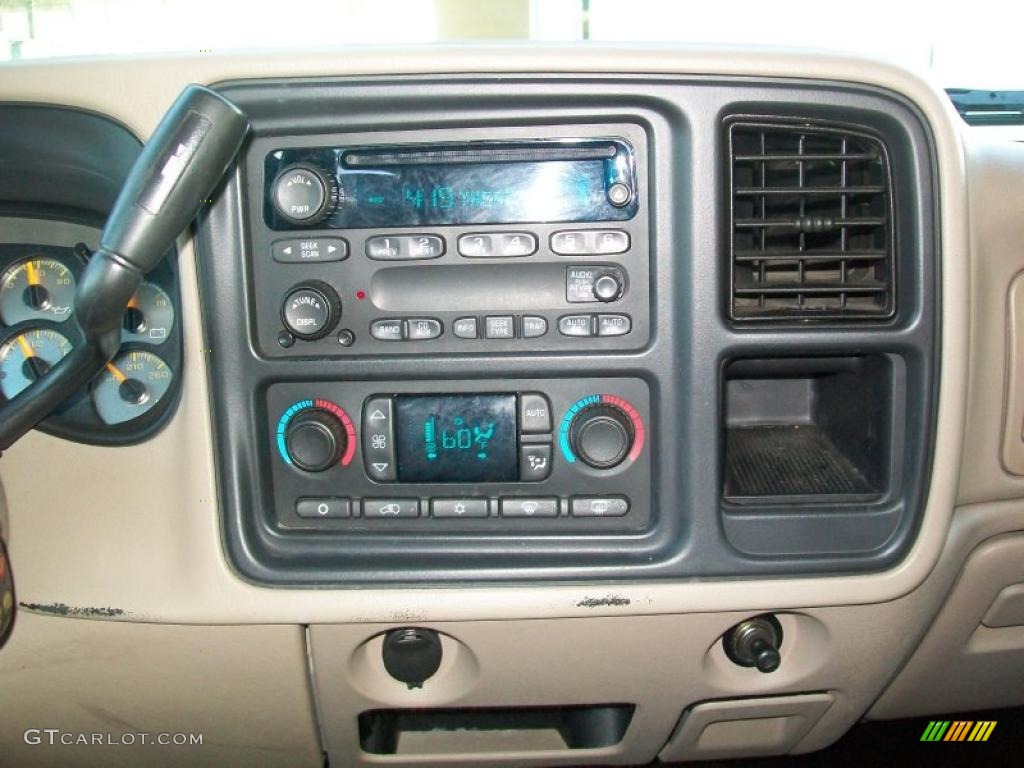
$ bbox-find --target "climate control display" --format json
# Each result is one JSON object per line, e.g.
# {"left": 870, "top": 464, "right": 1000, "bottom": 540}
{"left": 395, "top": 394, "right": 518, "bottom": 483}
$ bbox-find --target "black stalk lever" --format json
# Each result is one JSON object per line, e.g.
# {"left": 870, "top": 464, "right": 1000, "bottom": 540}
{"left": 0, "top": 85, "right": 249, "bottom": 452}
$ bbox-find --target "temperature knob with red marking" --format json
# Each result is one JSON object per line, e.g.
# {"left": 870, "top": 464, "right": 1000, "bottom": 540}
{"left": 559, "top": 394, "right": 645, "bottom": 470}
{"left": 286, "top": 409, "right": 347, "bottom": 472}
{"left": 277, "top": 399, "right": 356, "bottom": 472}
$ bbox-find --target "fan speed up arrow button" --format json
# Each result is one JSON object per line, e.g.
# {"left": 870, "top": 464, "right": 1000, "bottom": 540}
{"left": 362, "top": 396, "right": 396, "bottom": 481}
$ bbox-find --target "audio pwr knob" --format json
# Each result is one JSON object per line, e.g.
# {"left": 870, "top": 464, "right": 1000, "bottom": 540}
{"left": 569, "top": 403, "right": 635, "bottom": 469}
{"left": 270, "top": 164, "right": 337, "bottom": 226}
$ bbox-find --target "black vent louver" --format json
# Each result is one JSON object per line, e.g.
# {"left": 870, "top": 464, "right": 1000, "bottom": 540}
{"left": 729, "top": 120, "right": 894, "bottom": 321}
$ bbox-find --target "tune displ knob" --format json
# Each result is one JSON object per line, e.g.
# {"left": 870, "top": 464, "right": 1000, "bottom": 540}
{"left": 270, "top": 164, "right": 337, "bottom": 225}
{"left": 281, "top": 281, "right": 341, "bottom": 340}
{"left": 569, "top": 403, "right": 635, "bottom": 469}
{"left": 285, "top": 409, "right": 348, "bottom": 472}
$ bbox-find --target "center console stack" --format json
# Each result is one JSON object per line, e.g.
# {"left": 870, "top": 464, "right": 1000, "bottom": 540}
{"left": 197, "top": 75, "right": 938, "bottom": 585}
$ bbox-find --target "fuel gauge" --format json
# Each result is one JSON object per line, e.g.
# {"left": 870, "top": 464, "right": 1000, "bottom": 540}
{"left": 122, "top": 282, "right": 174, "bottom": 344}
{"left": 0, "top": 327, "right": 73, "bottom": 400}
{"left": 92, "top": 350, "right": 173, "bottom": 425}
{"left": 0, "top": 257, "right": 76, "bottom": 325}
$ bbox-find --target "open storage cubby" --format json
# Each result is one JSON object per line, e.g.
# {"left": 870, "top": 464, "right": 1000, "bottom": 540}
{"left": 358, "top": 704, "right": 635, "bottom": 756}
{"left": 723, "top": 356, "right": 892, "bottom": 503}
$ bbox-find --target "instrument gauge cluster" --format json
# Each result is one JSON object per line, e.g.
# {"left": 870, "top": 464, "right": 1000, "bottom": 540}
{"left": 0, "top": 218, "right": 183, "bottom": 445}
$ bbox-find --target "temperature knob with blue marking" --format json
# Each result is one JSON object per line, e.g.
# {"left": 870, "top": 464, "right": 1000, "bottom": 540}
{"left": 560, "top": 394, "right": 645, "bottom": 470}
{"left": 277, "top": 399, "right": 356, "bottom": 472}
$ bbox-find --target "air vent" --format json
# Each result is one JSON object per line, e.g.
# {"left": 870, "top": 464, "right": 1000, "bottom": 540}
{"left": 729, "top": 120, "right": 894, "bottom": 321}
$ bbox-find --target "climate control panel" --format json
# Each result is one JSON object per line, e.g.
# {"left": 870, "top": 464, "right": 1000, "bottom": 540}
{"left": 266, "top": 377, "right": 651, "bottom": 533}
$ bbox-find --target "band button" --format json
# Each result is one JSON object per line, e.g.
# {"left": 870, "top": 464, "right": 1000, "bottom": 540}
{"left": 370, "top": 319, "right": 404, "bottom": 341}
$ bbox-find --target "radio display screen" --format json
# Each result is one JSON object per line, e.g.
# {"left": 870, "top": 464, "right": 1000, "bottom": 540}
{"left": 395, "top": 394, "right": 518, "bottom": 483}
{"left": 264, "top": 140, "right": 638, "bottom": 228}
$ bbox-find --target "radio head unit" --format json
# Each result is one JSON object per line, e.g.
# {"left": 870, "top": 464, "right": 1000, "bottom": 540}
{"left": 265, "top": 139, "right": 639, "bottom": 230}
{"left": 246, "top": 123, "right": 650, "bottom": 357}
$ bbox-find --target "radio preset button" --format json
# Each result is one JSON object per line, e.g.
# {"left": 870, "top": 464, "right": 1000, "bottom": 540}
{"left": 593, "top": 230, "right": 630, "bottom": 254}
{"left": 453, "top": 317, "right": 479, "bottom": 339}
{"left": 485, "top": 315, "right": 515, "bottom": 339}
{"left": 521, "top": 316, "right": 548, "bottom": 338}
{"left": 551, "top": 231, "right": 587, "bottom": 254}
{"left": 598, "top": 314, "right": 632, "bottom": 336}
{"left": 431, "top": 499, "right": 489, "bottom": 518}
{"left": 457, "top": 234, "right": 494, "bottom": 258}
{"left": 366, "top": 234, "right": 445, "bottom": 261}
{"left": 571, "top": 496, "right": 630, "bottom": 517}
{"left": 296, "top": 498, "right": 352, "bottom": 519}
{"left": 370, "top": 319, "right": 404, "bottom": 341}
{"left": 520, "top": 444, "right": 553, "bottom": 482}
{"left": 407, "top": 235, "right": 445, "bottom": 259}
{"left": 498, "top": 232, "right": 538, "bottom": 257}
{"left": 272, "top": 238, "right": 348, "bottom": 263}
{"left": 519, "top": 393, "right": 552, "bottom": 434}
{"left": 500, "top": 498, "right": 559, "bottom": 518}
{"left": 407, "top": 318, "right": 442, "bottom": 340}
{"left": 552, "top": 229, "right": 631, "bottom": 255}
{"left": 558, "top": 315, "right": 594, "bottom": 337}
{"left": 363, "top": 396, "right": 397, "bottom": 482}
{"left": 364, "top": 499, "right": 419, "bottom": 519}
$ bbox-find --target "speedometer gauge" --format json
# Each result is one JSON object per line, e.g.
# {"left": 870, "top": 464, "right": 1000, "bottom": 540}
{"left": 91, "top": 350, "right": 173, "bottom": 425}
{"left": 0, "top": 257, "right": 76, "bottom": 325}
{"left": 0, "top": 327, "right": 73, "bottom": 400}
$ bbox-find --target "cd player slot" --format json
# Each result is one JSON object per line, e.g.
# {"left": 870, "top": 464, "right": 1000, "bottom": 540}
{"left": 343, "top": 142, "right": 620, "bottom": 166}
{"left": 372, "top": 263, "right": 574, "bottom": 312}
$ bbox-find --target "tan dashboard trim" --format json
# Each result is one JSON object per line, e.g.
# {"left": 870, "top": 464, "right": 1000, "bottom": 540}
{"left": 0, "top": 45, "right": 969, "bottom": 623}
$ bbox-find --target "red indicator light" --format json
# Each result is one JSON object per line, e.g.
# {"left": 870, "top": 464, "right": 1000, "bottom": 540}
{"left": 355, "top": 290, "right": 367, "bottom": 301}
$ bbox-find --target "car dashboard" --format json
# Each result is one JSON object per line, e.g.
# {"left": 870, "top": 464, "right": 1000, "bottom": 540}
{"left": 0, "top": 44, "right": 1022, "bottom": 768}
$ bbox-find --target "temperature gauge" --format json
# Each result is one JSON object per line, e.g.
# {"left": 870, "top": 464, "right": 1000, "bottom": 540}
{"left": 122, "top": 282, "right": 174, "bottom": 344}
{"left": 0, "top": 327, "right": 73, "bottom": 399}
{"left": 0, "top": 257, "right": 76, "bottom": 325}
{"left": 92, "top": 350, "right": 173, "bottom": 425}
